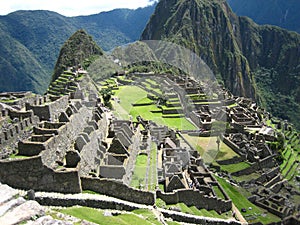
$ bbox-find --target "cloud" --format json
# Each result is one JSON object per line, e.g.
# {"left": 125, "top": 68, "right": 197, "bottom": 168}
{"left": 0, "top": 0, "right": 157, "bottom": 17}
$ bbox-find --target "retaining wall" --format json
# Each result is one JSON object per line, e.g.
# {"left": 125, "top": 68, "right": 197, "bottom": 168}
{"left": 0, "top": 156, "right": 81, "bottom": 193}
{"left": 81, "top": 177, "right": 155, "bottom": 205}
{"left": 156, "top": 189, "right": 231, "bottom": 213}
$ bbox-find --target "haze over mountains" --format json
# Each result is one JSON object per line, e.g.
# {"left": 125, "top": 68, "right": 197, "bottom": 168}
{"left": 0, "top": 4, "right": 156, "bottom": 93}
{"left": 228, "top": 0, "right": 300, "bottom": 33}
{"left": 0, "top": 0, "right": 299, "bottom": 128}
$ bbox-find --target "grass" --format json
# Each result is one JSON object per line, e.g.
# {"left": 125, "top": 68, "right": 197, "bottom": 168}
{"left": 217, "top": 161, "right": 251, "bottom": 174}
{"left": 166, "top": 221, "right": 181, "bottom": 225}
{"left": 182, "top": 135, "right": 239, "bottom": 162}
{"left": 130, "top": 154, "right": 148, "bottom": 189}
{"left": 57, "top": 206, "right": 155, "bottom": 225}
{"left": 215, "top": 176, "right": 281, "bottom": 224}
{"left": 232, "top": 173, "right": 261, "bottom": 183}
{"left": 281, "top": 150, "right": 297, "bottom": 176}
{"left": 166, "top": 202, "right": 232, "bottom": 219}
{"left": 113, "top": 85, "right": 196, "bottom": 130}
{"left": 148, "top": 142, "right": 158, "bottom": 191}
{"left": 134, "top": 97, "right": 154, "bottom": 105}
{"left": 9, "top": 154, "right": 29, "bottom": 159}
{"left": 133, "top": 209, "right": 161, "bottom": 225}
{"left": 212, "top": 185, "right": 226, "bottom": 200}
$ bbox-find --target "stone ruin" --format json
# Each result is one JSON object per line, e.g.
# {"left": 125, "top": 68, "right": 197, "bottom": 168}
{"left": 0, "top": 71, "right": 299, "bottom": 224}
{"left": 149, "top": 123, "right": 232, "bottom": 213}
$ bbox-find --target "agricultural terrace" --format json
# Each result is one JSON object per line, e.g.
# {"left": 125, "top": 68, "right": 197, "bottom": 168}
{"left": 111, "top": 85, "right": 197, "bottom": 130}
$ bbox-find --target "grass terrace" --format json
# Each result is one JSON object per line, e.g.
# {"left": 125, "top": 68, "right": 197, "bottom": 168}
{"left": 56, "top": 206, "right": 161, "bottom": 225}
{"left": 215, "top": 176, "right": 281, "bottom": 224}
{"left": 148, "top": 142, "right": 158, "bottom": 191}
{"left": 156, "top": 199, "right": 233, "bottom": 220}
{"left": 112, "top": 86, "right": 196, "bottom": 130}
{"left": 130, "top": 154, "right": 148, "bottom": 189}
{"left": 182, "top": 135, "right": 239, "bottom": 161}
{"left": 215, "top": 161, "right": 251, "bottom": 174}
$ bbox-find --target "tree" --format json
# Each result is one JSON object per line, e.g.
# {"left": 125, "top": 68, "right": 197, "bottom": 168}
{"left": 100, "top": 87, "right": 113, "bottom": 107}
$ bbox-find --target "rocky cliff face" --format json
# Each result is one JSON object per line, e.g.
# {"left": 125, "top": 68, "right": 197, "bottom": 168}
{"left": 141, "top": 0, "right": 255, "bottom": 98}
{"left": 52, "top": 30, "right": 103, "bottom": 81}
{"left": 141, "top": 0, "right": 300, "bottom": 128}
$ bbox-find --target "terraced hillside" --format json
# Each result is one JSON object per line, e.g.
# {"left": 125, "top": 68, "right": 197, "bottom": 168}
{"left": 98, "top": 72, "right": 299, "bottom": 224}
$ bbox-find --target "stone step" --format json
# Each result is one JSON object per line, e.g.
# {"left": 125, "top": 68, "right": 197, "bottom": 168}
{"left": 0, "top": 200, "right": 45, "bottom": 225}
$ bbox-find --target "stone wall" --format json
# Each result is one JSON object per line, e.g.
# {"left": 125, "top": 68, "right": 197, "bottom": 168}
{"left": 222, "top": 136, "right": 242, "bottom": 156}
{"left": 26, "top": 95, "right": 69, "bottom": 121}
{"left": 41, "top": 105, "right": 93, "bottom": 168}
{"left": 36, "top": 193, "right": 139, "bottom": 212}
{"left": 0, "top": 112, "right": 39, "bottom": 157}
{"left": 217, "top": 156, "right": 245, "bottom": 165}
{"left": 81, "top": 177, "right": 155, "bottom": 205}
{"left": 78, "top": 130, "right": 105, "bottom": 176}
{"left": 161, "top": 209, "right": 242, "bottom": 225}
{"left": 156, "top": 189, "right": 231, "bottom": 213}
{"left": 231, "top": 163, "right": 259, "bottom": 176}
{"left": 0, "top": 156, "right": 81, "bottom": 193}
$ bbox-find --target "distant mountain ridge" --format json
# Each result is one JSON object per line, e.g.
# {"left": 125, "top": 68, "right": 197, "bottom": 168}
{"left": 141, "top": 0, "right": 300, "bottom": 129}
{"left": 227, "top": 0, "right": 300, "bottom": 33}
{"left": 0, "top": 4, "right": 156, "bottom": 94}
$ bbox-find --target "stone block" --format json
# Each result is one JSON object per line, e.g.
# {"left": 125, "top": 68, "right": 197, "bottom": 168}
{"left": 66, "top": 151, "right": 81, "bottom": 168}
{"left": 66, "top": 106, "right": 74, "bottom": 117}
{"left": 83, "top": 126, "right": 94, "bottom": 135}
{"left": 74, "top": 136, "right": 87, "bottom": 152}
{"left": 59, "top": 112, "right": 69, "bottom": 122}
{"left": 100, "top": 166, "right": 125, "bottom": 179}
{"left": 88, "top": 121, "right": 98, "bottom": 130}
{"left": 80, "top": 132, "right": 90, "bottom": 143}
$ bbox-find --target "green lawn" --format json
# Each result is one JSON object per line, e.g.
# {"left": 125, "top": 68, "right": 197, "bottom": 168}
{"left": 156, "top": 198, "right": 232, "bottom": 219}
{"left": 148, "top": 142, "right": 158, "bottom": 191}
{"left": 57, "top": 206, "right": 157, "bottom": 225}
{"left": 130, "top": 154, "right": 148, "bottom": 189}
{"left": 113, "top": 85, "right": 196, "bottom": 130}
{"left": 182, "top": 135, "right": 239, "bottom": 161}
{"left": 167, "top": 202, "right": 232, "bottom": 219}
{"left": 232, "top": 172, "right": 261, "bottom": 183}
{"left": 215, "top": 176, "right": 281, "bottom": 224}
{"left": 217, "top": 161, "right": 251, "bottom": 174}
{"left": 212, "top": 185, "right": 226, "bottom": 200}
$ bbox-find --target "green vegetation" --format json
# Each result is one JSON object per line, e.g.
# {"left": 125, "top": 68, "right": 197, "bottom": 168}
{"left": 112, "top": 86, "right": 196, "bottom": 130}
{"left": 212, "top": 185, "right": 226, "bottom": 200}
{"left": 168, "top": 202, "right": 232, "bottom": 219}
{"left": 130, "top": 154, "right": 148, "bottom": 189}
{"left": 156, "top": 198, "right": 231, "bottom": 219}
{"left": 182, "top": 135, "right": 238, "bottom": 161}
{"left": 228, "top": 0, "right": 300, "bottom": 33}
{"left": 52, "top": 30, "right": 103, "bottom": 82}
{"left": 215, "top": 161, "right": 251, "bottom": 174}
{"left": 215, "top": 176, "right": 281, "bottom": 224}
{"left": 57, "top": 206, "right": 155, "bottom": 225}
{"left": 9, "top": 154, "right": 29, "bottom": 159}
{"left": 142, "top": 0, "right": 300, "bottom": 131}
{"left": 0, "top": 5, "right": 156, "bottom": 93}
{"left": 148, "top": 142, "right": 158, "bottom": 191}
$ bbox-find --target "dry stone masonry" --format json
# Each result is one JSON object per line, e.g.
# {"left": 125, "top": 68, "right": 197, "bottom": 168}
{"left": 0, "top": 70, "right": 299, "bottom": 224}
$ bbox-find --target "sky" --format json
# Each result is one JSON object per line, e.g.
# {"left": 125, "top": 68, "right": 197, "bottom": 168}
{"left": 0, "top": 0, "right": 157, "bottom": 17}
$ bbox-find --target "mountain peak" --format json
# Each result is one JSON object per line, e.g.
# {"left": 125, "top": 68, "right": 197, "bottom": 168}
{"left": 52, "top": 29, "right": 103, "bottom": 82}
{"left": 141, "top": 0, "right": 300, "bottom": 128}
{"left": 142, "top": 0, "right": 254, "bottom": 97}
